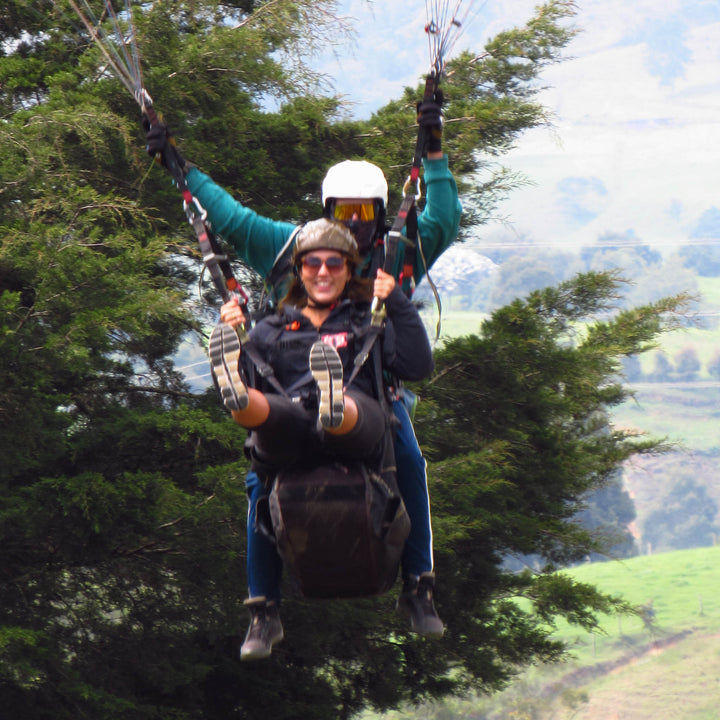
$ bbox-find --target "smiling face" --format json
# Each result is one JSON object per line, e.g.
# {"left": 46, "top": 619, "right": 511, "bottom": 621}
{"left": 299, "top": 250, "right": 351, "bottom": 306}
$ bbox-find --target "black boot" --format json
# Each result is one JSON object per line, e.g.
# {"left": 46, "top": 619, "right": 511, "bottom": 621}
{"left": 240, "top": 596, "right": 284, "bottom": 661}
{"left": 396, "top": 572, "right": 445, "bottom": 637}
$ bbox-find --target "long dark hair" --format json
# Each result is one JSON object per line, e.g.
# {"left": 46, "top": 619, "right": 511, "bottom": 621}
{"left": 279, "top": 251, "right": 373, "bottom": 310}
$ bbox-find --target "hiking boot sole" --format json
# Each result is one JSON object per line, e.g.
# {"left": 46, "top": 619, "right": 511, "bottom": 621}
{"left": 309, "top": 341, "right": 344, "bottom": 429}
{"left": 209, "top": 323, "right": 248, "bottom": 411}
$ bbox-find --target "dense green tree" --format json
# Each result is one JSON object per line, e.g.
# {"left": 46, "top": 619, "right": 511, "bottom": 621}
{"left": 643, "top": 479, "right": 720, "bottom": 552}
{"left": 674, "top": 345, "right": 701, "bottom": 380}
{"left": 574, "top": 472, "right": 638, "bottom": 560}
{"left": 410, "top": 270, "right": 688, "bottom": 690}
{"left": 0, "top": 1, "right": 688, "bottom": 718}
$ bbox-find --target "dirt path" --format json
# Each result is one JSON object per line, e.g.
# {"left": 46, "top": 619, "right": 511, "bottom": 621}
{"left": 541, "top": 629, "right": 720, "bottom": 720}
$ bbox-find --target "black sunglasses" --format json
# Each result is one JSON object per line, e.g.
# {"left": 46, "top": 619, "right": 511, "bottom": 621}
{"left": 301, "top": 255, "right": 347, "bottom": 273}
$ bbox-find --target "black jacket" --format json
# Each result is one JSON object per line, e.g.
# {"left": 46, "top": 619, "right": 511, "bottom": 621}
{"left": 244, "top": 285, "right": 433, "bottom": 405}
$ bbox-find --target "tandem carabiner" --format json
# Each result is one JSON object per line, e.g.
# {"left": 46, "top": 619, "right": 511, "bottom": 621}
{"left": 402, "top": 174, "right": 422, "bottom": 202}
{"left": 184, "top": 195, "right": 208, "bottom": 224}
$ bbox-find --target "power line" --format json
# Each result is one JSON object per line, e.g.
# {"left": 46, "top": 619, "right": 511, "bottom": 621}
{"left": 626, "top": 381, "right": 720, "bottom": 390}
{"left": 468, "top": 238, "right": 720, "bottom": 251}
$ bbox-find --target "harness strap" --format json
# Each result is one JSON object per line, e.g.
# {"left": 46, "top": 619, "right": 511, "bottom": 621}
{"left": 355, "top": 191, "right": 418, "bottom": 385}
{"left": 262, "top": 224, "right": 303, "bottom": 309}
{"left": 241, "top": 340, "right": 291, "bottom": 400}
{"left": 357, "top": 87, "right": 428, "bottom": 384}
{"left": 144, "top": 108, "right": 249, "bottom": 311}
{"left": 367, "top": 235, "right": 386, "bottom": 280}
{"left": 371, "top": 329, "right": 392, "bottom": 416}
{"left": 386, "top": 194, "right": 416, "bottom": 278}
{"left": 400, "top": 197, "right": 418, "bottom": 297}
{"left": 192, "top": 209, "right": 248, "bottom": 306}
{"left": 345, "top": 320, "right": 383, "bottom": 391}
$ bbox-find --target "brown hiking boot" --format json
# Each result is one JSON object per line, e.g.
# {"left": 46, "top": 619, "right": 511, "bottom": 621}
{"left": 240, "top": 596, "right": 284, "bottom": 661}
{"left": 396, "top": 572, "right": 445, "bottom": 638}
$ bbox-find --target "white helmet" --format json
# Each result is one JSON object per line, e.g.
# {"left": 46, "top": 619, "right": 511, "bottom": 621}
{"left": 321, "top": 160, "right": 388, "bottom": 206}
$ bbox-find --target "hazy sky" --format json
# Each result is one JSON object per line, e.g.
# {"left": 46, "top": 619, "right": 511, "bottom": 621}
{"left": 317, "top": 0, "right": 720, "bottom": 253}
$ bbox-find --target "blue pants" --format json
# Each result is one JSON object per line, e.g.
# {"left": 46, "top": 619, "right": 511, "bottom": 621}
{"left": 245, "top": 398, "right": 434, "bottom": 601}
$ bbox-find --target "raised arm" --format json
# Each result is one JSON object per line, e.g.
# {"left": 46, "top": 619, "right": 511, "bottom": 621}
{"left": 412, "top": 155, "right": 463, "bottom": 281}
{"left": 185, "top": 168, "right": 297, "bottom": 280}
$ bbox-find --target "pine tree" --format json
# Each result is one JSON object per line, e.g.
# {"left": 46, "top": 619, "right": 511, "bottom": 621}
{"left": 412, "top": 271, "right": 689, "bottom": 687}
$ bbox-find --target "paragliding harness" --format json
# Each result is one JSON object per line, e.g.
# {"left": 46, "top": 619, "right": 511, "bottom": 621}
{"left": 141, "top": 108, "right": 410, "bottom": 597}
{"left": 139, "top": 138, "right": 407, "bottom": 597}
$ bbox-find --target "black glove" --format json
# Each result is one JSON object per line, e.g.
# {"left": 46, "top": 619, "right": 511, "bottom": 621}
{"left": 417, "top": 88, "right": 444, "bottom": 154}
{"left": 144, "top": 119, "right": 186, "bottom": 171}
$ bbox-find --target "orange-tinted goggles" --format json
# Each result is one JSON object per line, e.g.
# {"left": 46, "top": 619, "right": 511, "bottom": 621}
{"left": 333, "top": 201, "right": 376, "bottom": 222}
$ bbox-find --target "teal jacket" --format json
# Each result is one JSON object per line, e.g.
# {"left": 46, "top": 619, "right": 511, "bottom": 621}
{"left": 185, "top": 155, "right": 462, "bottom": 297}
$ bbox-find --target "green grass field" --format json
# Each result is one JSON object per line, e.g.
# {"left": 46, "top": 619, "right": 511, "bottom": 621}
{"left": 419, "top": 309, "right": 488, "bottom": 347}
{"left": 613, "top": 386, "right": 720, "bottom": 451}
{"left": 553, "top": 546, "right": 720, "bottom": 657}
{"left": 533, "top": 546, "right": 720, "bottom": 720}
{"left": 367, "top": 546, "right": 720, "bottom": 720}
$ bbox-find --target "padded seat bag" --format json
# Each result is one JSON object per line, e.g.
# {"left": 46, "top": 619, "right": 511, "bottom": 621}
{"left": 269, "top": 461, "right": 410, "bottom": 598}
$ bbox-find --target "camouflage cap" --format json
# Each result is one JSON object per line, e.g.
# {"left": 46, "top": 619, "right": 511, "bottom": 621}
{"left": 293, "top": 218, "right": 359, "bottom": 260}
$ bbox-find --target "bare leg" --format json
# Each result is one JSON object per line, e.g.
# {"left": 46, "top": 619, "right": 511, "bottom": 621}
{"left": 323, "top": 395, "right": 358, "bottom": 436}
{"left": 231, "top": 388, "right": 270, "bottom": 428}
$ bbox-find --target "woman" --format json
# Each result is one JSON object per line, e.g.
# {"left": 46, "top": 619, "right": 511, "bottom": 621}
{"left": 210, "top": 217, "right": 434, "bottom": 473}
